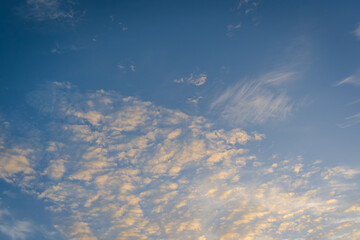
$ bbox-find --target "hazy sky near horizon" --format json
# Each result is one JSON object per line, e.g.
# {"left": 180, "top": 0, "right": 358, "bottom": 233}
{"left": 1, "top": 0, "right": 360, "bottom": 239}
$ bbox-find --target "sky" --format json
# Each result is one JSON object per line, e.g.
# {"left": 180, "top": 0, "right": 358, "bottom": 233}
{"left": 1, "top": 0, "right": 360, "bottom": 239}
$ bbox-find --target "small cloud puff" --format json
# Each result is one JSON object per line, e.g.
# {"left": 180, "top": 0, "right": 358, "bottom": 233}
{"left": 174, "top": 73, "right": 207, "bottom": 86}
{"left": 118, "top": 64, "right": 135, "bottom": 72}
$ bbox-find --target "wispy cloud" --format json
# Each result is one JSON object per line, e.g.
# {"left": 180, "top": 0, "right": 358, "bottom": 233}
{"left": 211, "top": 71, "right": 296, "bottom": 125}
{"left": 0, "top": 207, "right": 33, "bottom": 240}
{"left": 237, "top": 0, "right": 260, "bottom": 14}
{"left": 227, "top": 23, "right": 241, "bottom": 31}
{"left": 187, "top": 96, "right": 203, "bottom": 104}
{"left": 334, "top": 70, "right": 360, "bottom": 128}
{"left": 174, "top": 73, "right": 207, "bottom": 86}
{"left": 339, "top": 113, "right": 360, "bottom": 128}
{"left": 334, "top": 71, "right": 360, "bottom": 87}
{"left": 1, "top": 82, "right": 360, "bottom": 239}
{"left": 354, "top": 23, "right": 360, "bottom": 40}
{"left": 118, "top": 64, "right": 136, "bottom": 72}
{"left": 20, "top": 0, "right": 83, "bottom": 22}
{"left": 226, "top": 23, "right": 242, "bottom": 37}
{"left": 50, "top": 42, "right": 93, "bottom": 54}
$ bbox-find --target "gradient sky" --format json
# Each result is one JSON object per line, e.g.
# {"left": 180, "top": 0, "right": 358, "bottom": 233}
{"left": 1, "top": 0, "right": 360, "bottom": 239}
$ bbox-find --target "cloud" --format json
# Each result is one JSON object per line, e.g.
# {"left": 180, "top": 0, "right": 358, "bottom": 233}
{"left": 187, "top": 96, "right": 202, "bottom": 104}
{"left": 174, "top": 73, "right": 207, "bottom": 86}
{"left": 1, "top": 82, "right": 360, "bottom": 239}
{"left": 338, "top": 113, "right": 360, "bottom": 128}
{"left": 334, "top": 70, "right": 360, "bottom": 128}
{"left": 211, "top": 71, "right": 295, "bottom": 125}
{"left": 0, "top": 147, "right": 34, "bottom": 183}
{"left": 50, "top": 42, "right": 93, "bottom": 54}
{"left": 20, "top": 0, "right": 82, "bottom": 22}
{"left": 236, "top": 0, "right": 259, "bottom": 14}
{"left": 0, "top": 221, "right": 33, "bottom": 240}
{"left": 226, "top": 24, "right": 242, "bottom": 38}
{"left": 0, "top": 207, "right": 33, "bottom": 240}
{"left": 334, "top": 71, "right": 360, "bottom": 87}
{"left": 118, "top": 64, "right": 135, "bottom": 73}
{"left": 354, "top": 23, "right": 360, "bottom": 40}
{"left": 227, "top": 23, "right": 241, "bottom": 32}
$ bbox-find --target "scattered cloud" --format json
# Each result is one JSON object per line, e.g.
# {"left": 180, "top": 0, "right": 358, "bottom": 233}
{"left": 0, "top": 82, "right": 360, "bottom": 239}
{"left": 22, "top": 0, "right": 80, "bottom": 22}
{"left": 109, "top": 16, "right": 128, "bottom": 31}
{"left": 211, "top": 71, "right": 295, "bottom": 125}
{"left": 228, "top": 0, "right": 260, "bottom": 36}
{"left": 237, "top": 0, "right": 260, "bottom": 14}
{"left": 174, "top": 73, "right": 207, "bottom": 86}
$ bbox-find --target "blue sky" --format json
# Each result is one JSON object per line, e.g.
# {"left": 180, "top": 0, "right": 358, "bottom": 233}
{"left": 1, "top": 0, "right": 360, "bottom": 239}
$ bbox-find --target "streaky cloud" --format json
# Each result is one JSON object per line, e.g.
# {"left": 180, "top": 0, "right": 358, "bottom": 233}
{"left": 334, "top": 72, "right": 360, "bottom": 87}
{"left": 211, "top": 71, "right": 295, "bottom": 125}
{"left": 338, "top": 113, "right": 360, "bottom": 128}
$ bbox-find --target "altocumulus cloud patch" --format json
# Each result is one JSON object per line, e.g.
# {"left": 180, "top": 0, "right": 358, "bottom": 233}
{"left": 1, "top": 82, "right": 360, "bottom": 239}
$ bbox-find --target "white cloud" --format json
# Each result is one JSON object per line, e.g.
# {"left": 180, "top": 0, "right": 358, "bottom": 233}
{"left": 174, "top": 73, "right": 207, "bottom": 86}
{"left": 118, "top": 64, "right": 135, "bottom": 72}
{"left": 0, "top": 221, "right": 33, "bottom": 240}
{"left": 0, "top": 206, "right": 33, "bottom": 240}
{"left": 130, "top": 65, "right": 135, "bottom": 72}
{"left": 1, "top": 82, "right": 360, "bottom": 239}
{"left": 173, "top": 77, "right": 184, "bottom": 83}
{"left": 339, "top": 113, "right": 360, "bottom": 128}
{"left": 187, "top": 96, "right": 202, "bottom": 104}
{"left": 211, "top": 71, "right": 295, "bottom": 125}
{"left": 334, "top": 70, "right": 360, "bottom": 128}
{"left": 23, "top": 0, "right": 76, "bottom": 22}
{"left": 334, "top": 72, "right": 360, "bottom": 87}
{"left": 0, "top": 148, "right": 34, "bottom": 182}
{"left": 236, "top": 0, "right": 259, "bottom": 14}
{"left": 227, "top": 23, "right": 241, "bottom": 32}
{"left": 44, "top": 159, "right": 66, "bottom": 179}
